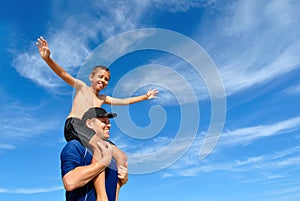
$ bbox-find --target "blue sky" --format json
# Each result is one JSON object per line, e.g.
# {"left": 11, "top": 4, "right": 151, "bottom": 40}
{"left": 1, "top": 0, "right": 300, "bottom": 201}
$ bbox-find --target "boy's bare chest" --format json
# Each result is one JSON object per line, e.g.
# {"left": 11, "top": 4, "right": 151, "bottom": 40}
{"left": 76, "top": 90, "right": 103, "bottom": 106}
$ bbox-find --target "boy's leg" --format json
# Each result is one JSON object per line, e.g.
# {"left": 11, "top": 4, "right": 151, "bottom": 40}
{"left": 90, "top": 134, "right": 109, "bottom": 201}
{"left": 111, "top": 145, "right": 127, "bottom": 167}
{"left": 92, "top": 155, "right": 108, "bottom": 201}
{"left": 64, "top": 117, "right": 97, "bottom": 149}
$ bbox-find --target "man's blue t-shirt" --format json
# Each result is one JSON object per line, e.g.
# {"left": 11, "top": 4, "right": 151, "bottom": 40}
{"left": 61, "top": 140, "right": 118, "bottom": 201}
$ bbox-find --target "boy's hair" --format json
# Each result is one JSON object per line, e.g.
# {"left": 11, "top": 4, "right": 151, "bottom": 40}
{"left": 90, "top": 65, "right": 110, "bottom": 75}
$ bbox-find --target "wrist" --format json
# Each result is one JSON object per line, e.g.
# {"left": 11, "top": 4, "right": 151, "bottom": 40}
{"left": 92, "top": 161, "right": 107, "bottom": 173}
{"left": 43, "top": 56, "right": 51, "bottom": 62}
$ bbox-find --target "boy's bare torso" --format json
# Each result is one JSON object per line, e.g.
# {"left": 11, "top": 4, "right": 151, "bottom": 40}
{"left": 67, "top": 84, "right": 105, "bottom": 119}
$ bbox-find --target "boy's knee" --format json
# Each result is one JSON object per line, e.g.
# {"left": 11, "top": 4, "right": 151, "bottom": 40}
{"left": 119, "top": 151, "right": 128, "bottom": 166}
{"left": 87, "top": 134, "right": 101, "bottom": 150}
{"left": 121, "top": 152, "right": 128, "bottom": 162}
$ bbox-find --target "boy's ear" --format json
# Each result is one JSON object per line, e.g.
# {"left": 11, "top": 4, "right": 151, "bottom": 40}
{"left": 89, "top": 73, "right": 94, "bottom": 82}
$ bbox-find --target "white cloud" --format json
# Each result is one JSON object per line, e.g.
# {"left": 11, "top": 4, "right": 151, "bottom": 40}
{"left": 12, "top": 51, "right": 63, "bottom": 89}
{"left": 10, "top": 0, "right": 300, "bottom": 105}
{"left": 84, "top": 0, "right": 300, "bottom": 106}
{"left": 283, "top": 84, "right": 300, "bottom": 95}
{"left": 196, "top": 0, "right": 300, "bottom": 96}
{"left": 0, "top": 102, "right": 60, "bottom": 151}
{"left": 11, "top": 0, "right": 210, "bottom": 94}
{"left": 221, "top": 116, "right": 300, "bottom": 146}
{"left": 0, "top": 143, "right": 16, "bottom": 150}
{"left": 155, "top": 116, "right": 300, "bottom": 177}
{"left": 0, "top": 186, "right": 63, "bottom": 194}
{"left": 166, "top": 141, "right": 300, "bottom": 178}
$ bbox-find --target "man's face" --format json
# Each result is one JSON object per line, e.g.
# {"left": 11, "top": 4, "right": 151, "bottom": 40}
{"left": 89, "top": 117, "right": 111, "bottom": 139}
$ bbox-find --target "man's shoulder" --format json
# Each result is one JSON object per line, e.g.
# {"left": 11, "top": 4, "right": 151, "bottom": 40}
{"left": 61, "top": 140, "right": 91, "bottom": 162}
{"left": 62, "top": 140, "right": 85, "bottom": 153}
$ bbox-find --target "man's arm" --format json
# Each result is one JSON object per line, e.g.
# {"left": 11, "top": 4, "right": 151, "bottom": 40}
{"left": 102, "top": 88, "right": 159, "bottom": 105}
{"left": 36, "top": 37, "right": 85, "bottom": 90}
{"left": 63, "top": 162, "right": 106, "bottom": 191}
{"left": 62, "top": 141, "right": 113, "bottom": 191}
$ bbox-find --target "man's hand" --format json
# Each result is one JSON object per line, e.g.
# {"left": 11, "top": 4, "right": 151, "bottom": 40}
{"left": 94, "top": 141, "right": 113, "bottom": 167}
{"left": 117, "top": 162, "right": 128, "bottom": 187}
{"left": 146, "top": 87, "right": 159, "bottom": 99}
{"left": 36, "top": 36, "right": 50, "bottom": 60}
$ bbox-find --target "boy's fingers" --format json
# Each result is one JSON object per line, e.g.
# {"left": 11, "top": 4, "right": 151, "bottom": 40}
{"left": 118, "top": 165, "right": 128, "bottom": 174}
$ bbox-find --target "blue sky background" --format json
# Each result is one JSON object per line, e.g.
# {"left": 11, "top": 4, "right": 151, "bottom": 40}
{"left": 1, "top": 0, "right": 300, "bottom": 201}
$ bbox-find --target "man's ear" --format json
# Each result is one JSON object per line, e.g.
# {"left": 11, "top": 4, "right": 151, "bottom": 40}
{"left": 85, "top": 119, "right": 93, "bottom": 129}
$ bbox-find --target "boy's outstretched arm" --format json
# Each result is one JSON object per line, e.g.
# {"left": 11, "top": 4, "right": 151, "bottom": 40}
{"left": 36, "top": 36, "right": 84, "bottom": 89}
{"left": 102, "top": 88, "right": 159, "bottom": 105}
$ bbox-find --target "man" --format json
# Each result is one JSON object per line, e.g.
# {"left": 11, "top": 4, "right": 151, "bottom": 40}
{"left": 60, "top": 107, "right": 128, "bottom": 201}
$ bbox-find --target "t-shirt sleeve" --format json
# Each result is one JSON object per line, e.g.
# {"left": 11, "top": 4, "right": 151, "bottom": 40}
{"left": 60, "top": 140, "right": 85, "bottom": 178}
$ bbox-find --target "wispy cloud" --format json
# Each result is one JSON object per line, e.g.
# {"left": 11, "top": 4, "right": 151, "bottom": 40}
{"left": 0, "top": 185, "right": 63, "bottom": 194}
{"left": 96, "top": 0, "right": 300, "bottom": 106}
{"left": 9, "top": 0, "right": 300, "bottom": 104}
{"left": 0, "top": 143, "right": 16, "bottom": 150}
{"left": 135, "top": 116, "right": 300, "bottom": 177}
{"left": 196, "top": 0, "right": 300, "bottom": 96}
{"left": 10, "top": 0, "right": 212, "bottom": 94}
{"left": 110, "top": 62, "right": 206, "bottom": 105}
{"left": 165, "top": 141, "right": 300, "bottom": 179}
{"left": 221, "top": 116, "right": 300, "bottom": 146}
{"left": 283, "top": 83, "right": 300, "bottom": 95}
{"left": 0, "top": 102, "right": 60, "bottom": 151}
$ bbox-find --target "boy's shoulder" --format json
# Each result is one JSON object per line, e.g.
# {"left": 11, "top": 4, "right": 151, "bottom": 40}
{"left": 97, "top": 94, "right": 110, "bottom": 100}
{"left": 73, "top": 79, "right": 88, "bottom": 90}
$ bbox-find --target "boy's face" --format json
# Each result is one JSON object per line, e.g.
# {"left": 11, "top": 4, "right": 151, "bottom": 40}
{"left": 89, "top": 69, "right": 110, "bottom": 91}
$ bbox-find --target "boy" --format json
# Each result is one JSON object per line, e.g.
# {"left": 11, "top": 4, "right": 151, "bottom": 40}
{"left": 36, "top": 36, "right": 158, "bottom": 201}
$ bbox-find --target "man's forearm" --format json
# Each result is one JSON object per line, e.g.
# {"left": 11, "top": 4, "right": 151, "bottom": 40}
{"left": 63, "top": 162, "right": 106, "bottom": 191}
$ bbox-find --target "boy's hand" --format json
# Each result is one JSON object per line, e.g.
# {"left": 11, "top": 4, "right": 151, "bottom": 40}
{"left": 146, "top": 87, "right": 159, "bottom": 99}
{"left": 117, "top": 162, "right": 128, "bottom": 187}
{"left": 36, "top": 36, "right": 50, "bottom": 60}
